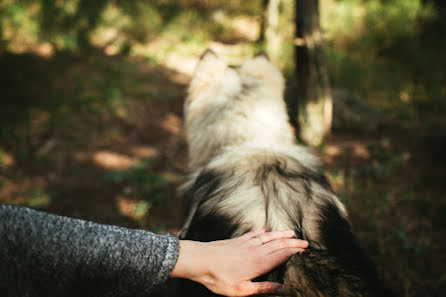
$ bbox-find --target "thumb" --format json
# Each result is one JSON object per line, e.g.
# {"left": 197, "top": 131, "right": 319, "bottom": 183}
{"left": 239, "top": 281, "right": 286, "bottom": 296}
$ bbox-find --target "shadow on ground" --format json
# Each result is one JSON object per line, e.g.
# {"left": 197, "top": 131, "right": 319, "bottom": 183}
{"left": 0, "top": 50, "right": 188, "bottom": 231}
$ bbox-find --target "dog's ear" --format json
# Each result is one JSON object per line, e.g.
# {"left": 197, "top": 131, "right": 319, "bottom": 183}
{"left": 254, "top": 51, "right": 270, "bottom": 60}
{"left": 193, "top": 49, "right": 226, "bottom": 79}
{"left": 241, "top": 52, "right": 276, "bottom": 74}
{"left": 200, "top": 49, "right": 218, "bottom": 60}
{"left": 187, "top": 49, "right": 231, "bottom": 109}
{"left": 239, "top": 53, "right": 284, "bottom": 91}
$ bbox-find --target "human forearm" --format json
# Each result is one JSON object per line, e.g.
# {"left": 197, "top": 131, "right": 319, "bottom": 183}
{"left": 0, "top": 204, "right": 179, "bottom": 297}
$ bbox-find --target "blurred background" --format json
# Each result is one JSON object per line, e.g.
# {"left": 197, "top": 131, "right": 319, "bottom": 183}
{"left": 0, "top": 0, "right": 444, "bottom": 296}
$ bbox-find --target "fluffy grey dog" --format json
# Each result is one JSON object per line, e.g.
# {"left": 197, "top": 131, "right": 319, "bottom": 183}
{"left": 179, "top": 50, "right": 391, "bottom": 297}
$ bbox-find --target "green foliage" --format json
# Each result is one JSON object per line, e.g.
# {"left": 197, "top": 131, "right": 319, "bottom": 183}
{"left": 103, "top": 160, "right": 170, "bottom": 203}
{"left": 321, "top": 0, "right": 444, "bottom": 126}
{"left": 4, "top": 187, "right": 52, "bottom": 209}
{"left": 118, "top": 2, "right": 163, "bottom": 42}
{"left": 23, "top": 188, "right": 51, "bottom": 208}
{"left": 151, "top": 224, "right": 167, "bottom": 234}
{"left": 0, "top": 0, "right": 239, "bottom": 54}
{"left": 102, "top": 160, "right": 172, "bottom": 226}
{"left": 0, "top": 149, "right": 6, "bottom": 166}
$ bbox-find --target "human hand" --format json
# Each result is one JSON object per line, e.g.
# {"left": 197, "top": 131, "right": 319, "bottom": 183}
{"left": 170, "top": 230, "right": 308, "bottom": 296}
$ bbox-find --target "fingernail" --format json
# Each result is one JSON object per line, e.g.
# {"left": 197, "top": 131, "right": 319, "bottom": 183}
{"left": 302, "top": 240, "right": 309, "bottom": 247}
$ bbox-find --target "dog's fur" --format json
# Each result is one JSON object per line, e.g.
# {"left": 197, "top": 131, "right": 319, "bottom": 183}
{"left": 179, "top": 50, "right": 391, "bottom": 297}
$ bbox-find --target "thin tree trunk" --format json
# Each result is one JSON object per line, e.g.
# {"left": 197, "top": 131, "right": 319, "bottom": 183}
{"left": 258, "top": 0, "right": 269, "bottom": 42}
{"left": 259, "top": 0, "right": 281, "bottom": 59}
{"left": 294, "top": 0, "right": 332, "bottom": 146}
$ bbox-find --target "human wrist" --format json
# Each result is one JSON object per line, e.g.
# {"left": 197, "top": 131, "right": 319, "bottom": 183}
{"left": 170, "top": 240, "right": 214, "bottom": 285}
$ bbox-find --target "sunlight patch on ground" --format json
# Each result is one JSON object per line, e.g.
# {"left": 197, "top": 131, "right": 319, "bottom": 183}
{"left": 232, "top": 16, "right": 260, "bottom": 41}
{"left": 325, "top": 144, "right": 342, "bottom": 157}
{"left": 164, "top": 54, "right": 197, "bottom": 77}
{"left": 129, "top": 145, "right": 160, "bottom": 159}
{"left": 352, "top": 144, "right": 371, "bottom": 158}
{"left": 117, "top": 196, "right": 151, "bottom": 221}
{"left": 93, "top": 150, "right": 135, "bottom": 170}
{"left": 160, "top": 113, "right": 182, "bottom": 136}
{"left": 104, "top": 45, "right": 120, "bottom": 56}
{"left": 31, "top": 43, "right": 55, "bottom": 58}
{"left": 324, "top": 141, "right": 371, "bottom": 165}
{"left": 211, "top": 10, "right": 259, "bottom": 41}
{"left": 0, "top": 151, "right": 15, "bottom": 167}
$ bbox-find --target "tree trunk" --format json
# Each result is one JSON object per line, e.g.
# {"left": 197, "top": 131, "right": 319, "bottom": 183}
{"left": 259, "top": 0, "right": 281, "bottom": 59}
{"left": 294, "top": 0, "right": 332, "bottom": 146}
{"left": 258, "top": 0, "right": 268, "bottom": 42}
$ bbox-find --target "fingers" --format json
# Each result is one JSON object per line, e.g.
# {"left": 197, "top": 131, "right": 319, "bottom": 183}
{"left": 239, "top": 229, "right": 267, "bottom": 240}
{"left": 252, "top": 247, "right": 304, "bottom": 278}
{"left": 262, "top": 238, "right": 309, "bottom": 254}
{"left": 266, "top": 247, "right": 305, "bottom": 267}
{"left": 255, "top": 229, "right": 296, "bottom": 244}
{"left": 239, "top": 281, "right": 286, "bottom": 296}
{"left": 241, "top": 230, "right": 308, "bottom": 251}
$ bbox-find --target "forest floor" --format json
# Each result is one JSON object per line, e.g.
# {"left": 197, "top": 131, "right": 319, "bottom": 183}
{"left": 0, "top": 43, "right": 445, "bottom": 297}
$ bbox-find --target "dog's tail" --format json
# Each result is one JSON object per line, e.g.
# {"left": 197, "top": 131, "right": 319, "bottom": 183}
{"left": 283, "top": 203, "right": 393, "bottom": 297}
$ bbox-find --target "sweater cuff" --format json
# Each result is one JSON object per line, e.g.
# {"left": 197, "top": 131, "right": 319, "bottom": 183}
{"left": 155, "top": 233, "right": 179, "bottom": 285}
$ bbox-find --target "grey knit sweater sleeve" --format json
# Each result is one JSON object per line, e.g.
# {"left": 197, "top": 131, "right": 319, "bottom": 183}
{"left": 0, "top": 204, "right": 179, "bottom": 297}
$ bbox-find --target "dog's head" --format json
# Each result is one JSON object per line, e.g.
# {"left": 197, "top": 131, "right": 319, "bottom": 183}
{"left": 184, "top": 50, "right": 292, "bottom": 169}
{"left": 185, "top": 50, "right": 284, "bottom": 116}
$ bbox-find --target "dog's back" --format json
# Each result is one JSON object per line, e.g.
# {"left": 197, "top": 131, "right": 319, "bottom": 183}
{"left": 180, "top": 50, "right": 391, "bottom": 297}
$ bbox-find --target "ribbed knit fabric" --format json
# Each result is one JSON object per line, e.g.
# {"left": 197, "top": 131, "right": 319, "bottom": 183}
{"left": 0, "top": 204, "right": 179, "bottom": 297}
